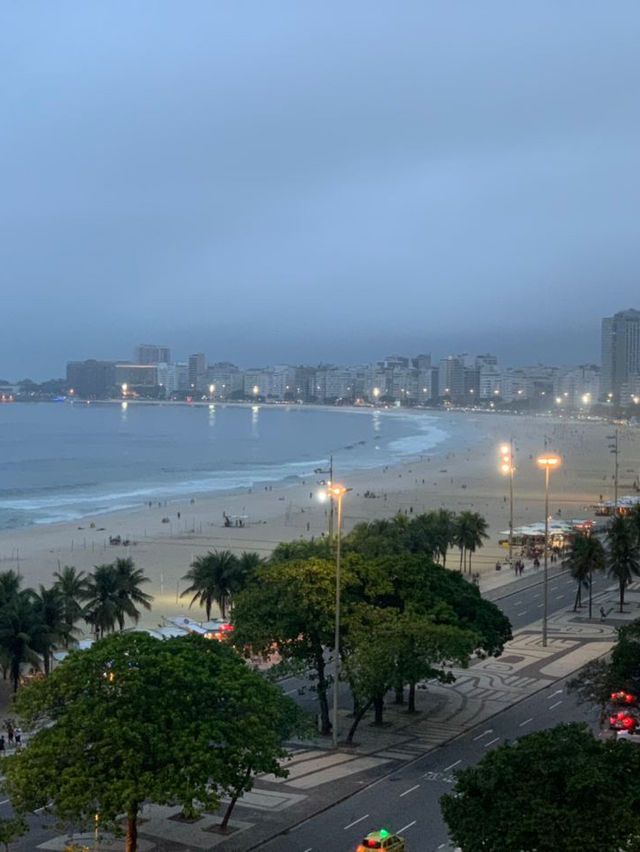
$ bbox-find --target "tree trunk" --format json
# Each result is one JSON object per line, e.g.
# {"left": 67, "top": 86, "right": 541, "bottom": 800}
{"left": 459, "top": 548, "right": 464, "bottom": 572}
{"left": 407, "top": 682, "right": 417, "bottom": 713}
{"left": 620, "top": 579, "right": 625, "bottom": 613}
{"left": 346, "top": 698, "right": 373, "bottom": 744}
{"left": 373, "top": 694, "right": 384, "bottom": 726}
{"left": 125, "top": 803, "right": 138, "bottom": 852}
{"left": 315, "top": 651, "right": 331, "bottom": 735}
{"left": 468, "top": 551, "right": 472, "bottom": 574}
{"left": 394, "top": 686, "right": 404, "bottom": 705}
{"left": 573, "top": 585, "right": 581, "bottom": 612}
{"left": 220, "top": 768, "right": 251, "bottom": 829}
{"left": 588, "top": 571, "right": 593, "bottom": 620}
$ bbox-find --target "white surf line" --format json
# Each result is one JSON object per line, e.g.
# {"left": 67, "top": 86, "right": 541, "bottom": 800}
{"left": 550, "top": 585, "right": 558, "bottom": 591}
{"left": 472, "top": 729, "right": 492, "bottom": 741}
{"left": 398, "top": 820, "right": 417, "bottom": 834}
{"left": 400, "top": 784, "right": 420, "bottom": 797}
{"left": 484, "top": 737, "right": 500, "bottom": 747}
{"left": 519, "top": 718, "right": 533, "bottom": 727}
{"left": 443, "top": 759, "right": 461, "bottom": 771}
{"left": 343, "top": 814, "right": 369, "bottom": 830}
{"left": 549, "top": 700, "right": 563, "bottom": 710}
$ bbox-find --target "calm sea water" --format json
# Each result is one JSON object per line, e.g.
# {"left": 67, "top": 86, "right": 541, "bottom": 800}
{"left": 0, "top": 402, "right": 456, "bottom": 530}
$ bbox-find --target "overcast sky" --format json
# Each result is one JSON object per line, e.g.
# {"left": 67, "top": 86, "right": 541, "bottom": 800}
{"left": 2, "top": 2, "right": 640, "bottom": 379}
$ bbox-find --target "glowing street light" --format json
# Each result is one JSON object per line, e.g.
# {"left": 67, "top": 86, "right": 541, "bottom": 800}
{"left": 581, "top": 392, "right": 591, "bottom": 406}
{"left": 209, "top": 384, "right": 215, "bottom": 400}
{"left": 121, "top": 383, "right": 128, "bottom": 398}
{"left": 372, "top": 387, "right": 380, "bottom": 403}
{"left": 252, "top": 385, "right": 260, "bottom": 398}
{"left": 537, "top": 453, "right": 562, "bottom": 647}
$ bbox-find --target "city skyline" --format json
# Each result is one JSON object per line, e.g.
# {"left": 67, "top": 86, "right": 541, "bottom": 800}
{"left": 3, "top": 3, "right": 640, "bottom": 378}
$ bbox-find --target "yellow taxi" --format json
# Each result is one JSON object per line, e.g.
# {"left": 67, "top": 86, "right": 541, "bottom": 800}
{"left": 356, "top": 829, "right": 406, "bottom": 851}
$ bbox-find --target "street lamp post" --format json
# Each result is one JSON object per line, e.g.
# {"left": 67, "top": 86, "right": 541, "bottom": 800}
{"left": 499, "top": 442, "right": 515, "bottom": 568}
{"left": 327, "top": 483, "right": 348, "bottom": 748}
{"left": 537, "top": 453, "right": 561, "bottom": 647}
{"left": 608, "top": 430, "right": 619, "bottom": 513}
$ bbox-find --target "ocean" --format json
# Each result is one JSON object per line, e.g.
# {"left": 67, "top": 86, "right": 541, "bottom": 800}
{"left": 0, "top": 402, "right": 456, "bottom": 530}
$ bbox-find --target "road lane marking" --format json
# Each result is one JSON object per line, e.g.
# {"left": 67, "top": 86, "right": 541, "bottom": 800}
{"left": 519, "top": 718, "right": 533, "bottom": 727}
{"left": 400, "top": 784, "right": 420, "bottom": 797}
{"left": 398, "top": 820, "right": 417, "bottom": 833}
{"left": 473, "top": 729, "right": 493, "bottom": 741}
{"left": 549, "top": 700, "right": 563, "bottom": 710}
{"left": 555, "top": 595, "right": 564, "bottom": 601}
{"left": 550, "top": 689, "right": 563, "bottom": 697}
{"left": 303, "top": 848, "right": 313, "bottom": 851}
{"left": 443, "top": 759, "right": 461, "bottom": 771}
{"left": 517, "top": 610, "right": 526, "bottom": 616}
{"left": 344, "top": 814, "right": 369, "bottom": 830}
{"left": 514, "top": 599, "right": 523, "bottom": 605}
{"left": 537, "top": 603, "right": 544, "bottom": 608}
{"left": 0, "top": 799, "right": 8, "bottom": 805}
{"left": 283, "top": 688, "right": 298, "bottom": 695}
{"left": 484, "top": 737, "right": 500, "bottom": 747}
{"left": 550, "top": 585, "right": 557, "bottom": 591}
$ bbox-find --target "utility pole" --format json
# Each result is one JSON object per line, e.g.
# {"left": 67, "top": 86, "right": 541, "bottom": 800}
{"left": 608, "top": 430, "right": 619, "bottom": 513}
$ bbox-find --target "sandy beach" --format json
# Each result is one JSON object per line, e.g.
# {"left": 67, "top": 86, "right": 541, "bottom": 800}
{"left": 0, "top": 410, "right": 637, "bottom": 632}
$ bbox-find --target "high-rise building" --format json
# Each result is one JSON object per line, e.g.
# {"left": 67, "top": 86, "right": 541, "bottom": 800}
{"left": 135, "top": 344, "right": 170, "bottom": 364}
{"left": 601, "top": 309, "right": 640, "bottom": 403}
{"left": 188, "top": 353, "right": 206, "bottom": 391}
{"left": 438, "top": 356, "right": 465, "bottom": 401}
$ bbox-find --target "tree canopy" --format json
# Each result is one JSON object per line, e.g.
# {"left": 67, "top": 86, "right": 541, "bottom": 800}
{"left": 441, "top": 723, "right": 640, "bottom": 852}
{"left": 4, "top": 632, "right": 307, "bottom": 851}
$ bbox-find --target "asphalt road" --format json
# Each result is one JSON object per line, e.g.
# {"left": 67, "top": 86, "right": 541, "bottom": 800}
{"left": 261, "top": 679, "right": 599, "bottom": 852}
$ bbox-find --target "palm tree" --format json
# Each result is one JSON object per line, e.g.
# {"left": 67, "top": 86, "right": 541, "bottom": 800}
{"left": 29, "top": 585, "right": 68, "bottom": 675}
{"left": 0, "top": 570, "right": 21, "bottom": 608}
{"left": 433, "top": 509, "right": 457, "bottom": 568}
{"left": 112, "top": 558, "right": 153, "bottom": 630}
{"left": 0, "top": 591, "right": 42, "bottom": 692}
{"left": 181, "top": 550, "right": 239, "bottom": 619}
{"left": 562, "top": 532, "right": 606, "bottom": 617}
{"left": 52, "top": 565, "right": 88, "bottom": 647}
{"left": 607, "top": 516, "right": 640, "bottom": 613}
{"left": 84, "top": 564, "right": 121, "bottom": 638}
{"left": 454, "top": 512, "right": 489, "bottom": 573}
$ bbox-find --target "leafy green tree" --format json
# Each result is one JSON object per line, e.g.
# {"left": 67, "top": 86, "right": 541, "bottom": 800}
{"left": 343, "top": 607, "right": 478, "bottom": 740}
{"left": 0, "top": 592, "right": 41, "bottom": 692}
{"left": 4, "top": 633, "right": 306, "bottom": 852}
{"left": 0, "top": 815, "right": 27, "bottom": 851}
{"left": 232, "top": 557, "right": 341, "bottom": 735}
{"left": 112, "top": 558, "right": 152, "bottom": 630}
{"left": 52, "top": 566, "right": 88, "bottom": 647}
{"left": 441, "top": 723, "right": 640, "bottom": 851}
{"left": 606, "top": 515, "right": 640, "bottom": 612}
{"left": 181, "top": 549, "right": 240, "bottom": 619}
{"left": 562, "top": 532, "right": 606, "bottom": 616}
{"left": 269, "top": 539, "right": 331, "bottom": 563}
